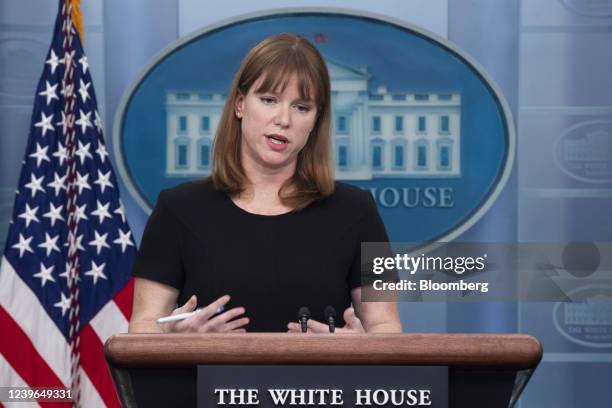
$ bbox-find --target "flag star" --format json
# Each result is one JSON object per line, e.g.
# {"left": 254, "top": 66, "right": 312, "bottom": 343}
{"left": 34, "top": 111, "right": 55, "bottom": 136}
{"left": 78, "top": 79, "right": 91, "bottom": 103}
{"left": 53, "top": 141, "right": 68, "bottom": 165}
{"left": 75, "top": 171, "right": 91, "bottom": 194}
{"left": 113, "top": 229, "right": 134, "bottom": 253}
{"left": 38, "top": 232, "right": 61, "bottom": 256}
{"left": 73, "top": 203, "right": 88, "bottom": 223}
{"left": 61, "top": 50, "right": 75, "bottom": 69}
{"left": 94, "top": 170, "right": 113, "bottom": 193}
{"left": 24, "top": 174, "right": 45, "bottom": 198}
{"left": 38, "top": 80, "right": 59, "bottom": 106}
{"left": 28, "top": 142, "right": 51, "bottom": 167}
{"left": 65, "top": 232, "right": 85, "bottom": 255}
{"left": 79, "top": 55, "right": 89, "bottom": 74}
{"left": 114, "top": 202, "right": 126, "bottom": 223}
{"left": 75, "top": 140, "right": 93, "bottom": 164}
{"left": 17, "top": 203, "right": 40, "bottom": 228}
{"left": 43, "top": 202, "right": 64, "bottom": 227}
{"left": 95, "top": 143, "right": 108, "bottom": 163}
{"left": 94, "top": 111, "right": 103, "bottom": 134}
{"left": 54, "top": 292, "right": 72, "bottom": 317}
{"left": 56, "top": 112, "right": 68, "bottom": 136}
{"left": 75, "top": 109, "right": 92, "bottom": 134}
{"left": 84, "top": 261, "right": 108, "bottom": 285}
{"left": 59, "top": 262, "right": 72, "bottom": 286}
{"left": 88, "top": 230, "right": 110, "bottom": 255}
{"left": 12, "top": 233, "right": 34, "bottom": 257}
{"left": 45, "top": 49, "right": 60, "bottom": 74}
{"left": 91, "top": 200, "right": 112, "bottom": 224}
{"left": 47, "top": 172, "right": 67, "bottom": 196}
{"left": 33, "top": 262, "right": 56, "bottom": 287}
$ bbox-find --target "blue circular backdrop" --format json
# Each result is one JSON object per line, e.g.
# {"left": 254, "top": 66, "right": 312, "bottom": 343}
{"left": 117, "top": 12, "right": 513, "bottom": 243}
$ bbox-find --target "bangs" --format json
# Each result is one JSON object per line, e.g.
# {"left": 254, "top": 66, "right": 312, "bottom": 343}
{"left": 253, "top": 53, "right": 321, "bottom": 104}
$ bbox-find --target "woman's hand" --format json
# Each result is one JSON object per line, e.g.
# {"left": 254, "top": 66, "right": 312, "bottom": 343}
{"left": 286, "top": 307, "right": 365, "bottom": 334}
{"left": 160, "top": 294, "right": 249, "bottom": 333}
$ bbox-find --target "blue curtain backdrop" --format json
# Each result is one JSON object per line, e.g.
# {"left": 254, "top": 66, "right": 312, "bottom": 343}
{"left": 1, "top": 1, "right": 610, "bottom": 406}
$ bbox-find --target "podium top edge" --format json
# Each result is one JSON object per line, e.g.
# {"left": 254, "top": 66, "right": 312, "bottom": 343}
{"left": 104, "top": 333, "right": 542, "bottom": 370}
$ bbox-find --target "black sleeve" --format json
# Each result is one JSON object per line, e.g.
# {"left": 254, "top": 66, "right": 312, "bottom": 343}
{"left": 132, "top": 190, "right": 185, "bottom": 290}
{"left": 348, "top": 190, "right": 392, "bottom": 289}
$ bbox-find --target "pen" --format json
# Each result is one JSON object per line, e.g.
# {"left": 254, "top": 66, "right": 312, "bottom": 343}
{"left": 156, "top": 306, "right": 224, "bottom": 324}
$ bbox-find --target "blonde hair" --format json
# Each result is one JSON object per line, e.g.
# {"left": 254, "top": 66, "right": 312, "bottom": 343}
{"left": 207, "top": 33, "right": 334, "bottom": 211}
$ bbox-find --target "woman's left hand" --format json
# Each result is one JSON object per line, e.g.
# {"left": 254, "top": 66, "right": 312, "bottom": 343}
{"left": 287, "top": 307, "right": 366, "bottom": 333}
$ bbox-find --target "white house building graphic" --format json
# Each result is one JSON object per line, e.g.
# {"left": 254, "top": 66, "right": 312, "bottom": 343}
{"left": 165, "top": 59, "right": 462, "bottom": 180}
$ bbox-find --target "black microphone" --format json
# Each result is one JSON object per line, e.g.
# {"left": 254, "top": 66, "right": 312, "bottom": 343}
{"left": 324, "top": 306, "right": 336, "bottom": 333}
{"left": 297, "top": 307, "right": 310, "bottom": 333}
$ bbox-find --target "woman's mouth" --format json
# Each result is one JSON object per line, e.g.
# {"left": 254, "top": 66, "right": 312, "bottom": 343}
{"left": 266, "top": 134, "right": 290, "bottom": 151}
{"left": 266, "top": 134, "right": 289, "bottom": 144}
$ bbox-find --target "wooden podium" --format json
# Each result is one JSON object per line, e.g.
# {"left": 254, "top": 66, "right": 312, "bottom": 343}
{"left": 105, "top": 333, "right": 542, "bottom": 407}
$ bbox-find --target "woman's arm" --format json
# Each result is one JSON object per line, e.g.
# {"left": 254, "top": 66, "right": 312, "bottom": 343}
{"left": 128, "top": 277, "right": 179, "bottom": 333}
{"left": 129, "top": 277, "right": 249, "bottom": 333}
{"left": 351, "top": 287, "right": 402, "bottom": 333}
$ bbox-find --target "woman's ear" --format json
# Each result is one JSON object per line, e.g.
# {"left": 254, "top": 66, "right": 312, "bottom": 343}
{"left": 234, "top": 93, "right": 245, "bottom": 119}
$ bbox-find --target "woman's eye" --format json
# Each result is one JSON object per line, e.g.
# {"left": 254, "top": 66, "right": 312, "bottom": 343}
{"left": 295, "top": 105, "right": 311, "bottom": 113}
{"left": 260, "top": 96, "right": 276, "bottom": 104}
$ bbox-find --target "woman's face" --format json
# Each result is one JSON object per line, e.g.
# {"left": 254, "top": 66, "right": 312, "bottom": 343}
{"left": 235, "top": 74, "right": 318, "bottom": 173}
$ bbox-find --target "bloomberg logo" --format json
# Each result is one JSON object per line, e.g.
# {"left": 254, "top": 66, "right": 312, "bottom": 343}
{"left": 114, "top": 10, "right": 514, "bottom": 243}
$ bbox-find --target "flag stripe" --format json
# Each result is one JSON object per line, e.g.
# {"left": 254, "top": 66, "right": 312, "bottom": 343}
{"left": 0, "top": 354, "right": 41, "bottom": 408}
{"left": 79, "top": 324, "right": 121, "bottom": 408}
{"left": 90, "top": 299, "right": 128, "bottom": 344}
{"left": 0, "top": 352, "right": 27, "bottom": 387}
{"left": 0, "top": 258, "right": 70, "bottom": 385}
{"left": 0, "top": 306, "right": 66, "bottom": 391}
{"left": 0, "top": 352, "right": 105, "bottom": 408}
{"left": 79, "top": 366, "right": 106, "bottom": 408}
{"left": 113, "top": 277, "right": 134, "bottom": 321}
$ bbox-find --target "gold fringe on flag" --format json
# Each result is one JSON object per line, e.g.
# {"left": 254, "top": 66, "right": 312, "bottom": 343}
{"left": 70, "top": 0, "right": 84, "bottom": 44}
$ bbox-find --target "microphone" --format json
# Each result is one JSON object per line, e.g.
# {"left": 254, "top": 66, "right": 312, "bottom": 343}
{"left": 297, "top": 307, "right": 310, "bottom": 333}
{"left": 324, "top": 306, "right": 336, "bottom": 333}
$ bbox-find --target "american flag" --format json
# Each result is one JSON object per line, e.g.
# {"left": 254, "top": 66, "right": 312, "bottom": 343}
{"left": 0, "top": 1, "right": 135, "bottom": 406}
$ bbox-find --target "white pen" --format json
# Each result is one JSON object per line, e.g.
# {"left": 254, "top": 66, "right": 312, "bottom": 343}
{"left": 156, "top": 306, "right": 224, "bottom": 324}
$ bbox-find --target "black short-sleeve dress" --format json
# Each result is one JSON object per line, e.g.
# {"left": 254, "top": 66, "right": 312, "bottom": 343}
{"left": 132, "top": 180, "right": 389, "bottom": 331}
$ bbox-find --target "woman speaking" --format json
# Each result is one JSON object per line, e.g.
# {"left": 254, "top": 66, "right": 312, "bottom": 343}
{"left": 128, "top": 33, "right": 401, "bottom": 335}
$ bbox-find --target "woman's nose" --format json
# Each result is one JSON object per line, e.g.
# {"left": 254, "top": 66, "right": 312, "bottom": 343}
{"left": 274, "top": 104, "right": 291, "bottom": 127}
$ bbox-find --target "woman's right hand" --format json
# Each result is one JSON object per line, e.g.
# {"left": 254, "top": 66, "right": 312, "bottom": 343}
{"left": 160, "top": 294, "right": 249, "bottom": 333}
